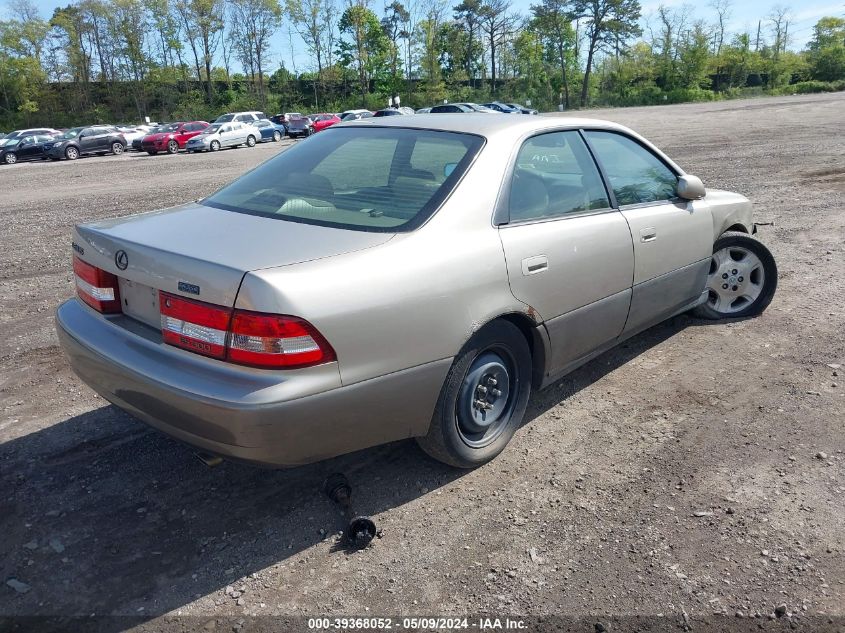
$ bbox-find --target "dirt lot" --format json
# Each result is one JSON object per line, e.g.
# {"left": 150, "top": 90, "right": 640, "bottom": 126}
{"left": 1, "top": 94, "right": 843, "bottom": 632}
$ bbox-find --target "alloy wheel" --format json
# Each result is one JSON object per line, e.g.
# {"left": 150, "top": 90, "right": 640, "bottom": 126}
{"left": 705, "top": 245, "right": 765, "bottom": 314}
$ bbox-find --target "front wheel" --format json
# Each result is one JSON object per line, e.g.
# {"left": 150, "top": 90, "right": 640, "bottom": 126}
{"left": 210, "top": 140, "right": 220, "bottom": 152}
{"left": 246, "top": 135, "right": 256, "bottom": 147}
{"left": 416, "top": 321, "right": 532, "bottom": 468}
{"left": 65, "top": 146, "right": 79, "bottom": 160}
{"left": 4, "top": 152, "right": 17, "bottom": 165}
{"left": 693, "top": 231, "right": 778, "bottom": 319}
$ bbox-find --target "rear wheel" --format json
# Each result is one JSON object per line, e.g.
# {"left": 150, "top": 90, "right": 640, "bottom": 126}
{"left": 166, "top": 140, "right": 178, "bottom": 154}
{"left": 693, "top": 231, "right": 778, "bottom": 319}
{"left": 416, "top": 321, "right": 532, "bottom": 468}
{"left": 210, "top": 140, "right": 220, "bottom": 152}
{"left": 111, "top": 142, "right": 124, "bottom": 155}
{"left": 65, "top": 146, "right": 79, "bottom": 160}
{"left": 4, "top": 152, "right": 17, "bottom": 165}
{"left": 246, "top": 135, "right": 256, "bottom": 147}
{"left": 272, "top": 130, "right": 282, "bottom": 142}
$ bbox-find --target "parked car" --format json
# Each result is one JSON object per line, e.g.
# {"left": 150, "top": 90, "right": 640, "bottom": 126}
{"left": 430, "top": 103, "right": 475, "bottom": 113}
{"left": 285, "top": 116, "right": 315, "bottom": 138}
{"left": 309, "top": 113, "right": 341, "bottom": 132}
{"left": 140, "top": 121, "right": 209, "bottom": 155}
{"left": 252, "top": 119, "right": 286, "bottom": 142}
{"left": 415, "top": 107, "right": 432, "bottom": 114}
{"left": 339, "top": 109, "right": 373, "bottom": 121}
{"left": 0, "top": 127, "right": 61, "bottom": 146}
{"left": 482, "top": 102, "right": 522, "bottom": 114}
{"left": 214, "top": 111, "right": 267, "bottom": 124}
{"left": 372, "top": 107, "right": 414, "bottom": 117}
{"left": 115, "top": 125, "right": 151, "bottom": 148}
{"left": 44, "top": 126, "right": 126, "bottom": 160}
{"left": 0, "top": 133, "right": 56, "bottom": 165}
{"left": 505, "top": 102, "right": 539, "bottom": 115}
{"left": 56, "top": 116, "right": 778, "bottom": 469}
{"left": 270, "top": 113, "right": 302, "bottom": 134}
{"left": 184, "top": 121, "right": 259, "bottom": 152}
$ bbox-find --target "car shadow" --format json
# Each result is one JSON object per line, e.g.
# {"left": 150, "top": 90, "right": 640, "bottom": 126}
{"left": 0, "top": 313, "right": 700, "bottom": 628}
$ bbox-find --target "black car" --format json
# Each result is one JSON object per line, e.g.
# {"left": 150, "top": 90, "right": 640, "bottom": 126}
{"left": 0, "top": 134, "right": 56, "bottom": 165}
{"left": 286, "top": 116, "right": 314, "bottom": 138}
{"left": 430, "top": 103, "right": 475, "bottom": 113}
{"left": 44, "top": 126, "right": 127, "bottom": 160}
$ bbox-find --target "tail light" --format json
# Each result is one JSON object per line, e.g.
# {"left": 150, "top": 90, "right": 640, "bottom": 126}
{"left": 158, "top": 292, "right": 336, "bottom": 369}
{"left": 73, "top": 256, "right": 121, "bottom": 313}
{"left": 228, "top": 311, "right": 336, "bottom": 368}
{"left": 160, "top": 293, "right": 230, "bottom": 360}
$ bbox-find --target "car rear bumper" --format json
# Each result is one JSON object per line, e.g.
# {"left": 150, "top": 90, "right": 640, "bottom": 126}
{"left": 56, "top": 299, "right": 449, "bottom": 467}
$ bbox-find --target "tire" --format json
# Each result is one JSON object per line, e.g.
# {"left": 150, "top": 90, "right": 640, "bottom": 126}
{"left": 147, "top": 151, "right": 157, "bottom": 156}
{"left": 416, "top": 320, "right": 532, "bottom": 468}
{"left": 273, "top": 130, "right": 281, "bottom": 142}
{"left": 166, "top": 140, "right": 178, "bottom": 154}
{"left": 111, "top": 142, "right": 124, "bottom": 155}
{"left": 246, "top": 135, "right": 256, "bottom": 147}
{"left": 210, "top": 140, "right": 220, "bottom": 152}
{"left": 65, "top": 146, "right": 79, "bottom": 160}
{"left": 4, "top": 152, "right": 17, "bottom": 165}
{"left": 693, "top": 231, "right": 778, "bottom": 319}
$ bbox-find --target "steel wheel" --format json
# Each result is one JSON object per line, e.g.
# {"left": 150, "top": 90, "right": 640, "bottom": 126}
{"left": 694, "top": 231, "right": 778, "bottom": 320}
{"left": 455, "top": 349, "right": 517, "bottom": 448}
{"left": 210, "top": 140, "right": 220, "bottom": 152}
{"left": 4, "top": 152, "right": 17, "bottom": 164}
{"left": 167, "top": 140, "right": 178, "bottom": 154}
{"left": 65, "top": 147, "right": 79, "bottom": 160}
{"left": 416, "top": 320, "right": 532, "bottom": 468}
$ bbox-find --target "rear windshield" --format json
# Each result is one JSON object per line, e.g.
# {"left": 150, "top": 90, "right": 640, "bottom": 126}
{"left": 204, "top": 127, "right": 484, "bottom": 232}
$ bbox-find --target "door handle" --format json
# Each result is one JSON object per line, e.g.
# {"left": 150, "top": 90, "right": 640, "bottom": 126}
{"left": 521, "top": 255, "right": 548, "bottom": 276}
{"left": 640, "top": 227, "right": 657, "bottom": 243}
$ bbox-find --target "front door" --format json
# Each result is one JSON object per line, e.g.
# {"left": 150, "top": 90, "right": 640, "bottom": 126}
{"left": 583, "top": 130, "right": 713, "bottom": 335}
{"left": 498, "top": 130, "right": 634, "bottom": 378}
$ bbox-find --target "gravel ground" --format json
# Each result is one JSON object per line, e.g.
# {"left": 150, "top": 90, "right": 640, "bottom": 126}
{"left": 1, "top": 94, "right": 843, "bottom": 632}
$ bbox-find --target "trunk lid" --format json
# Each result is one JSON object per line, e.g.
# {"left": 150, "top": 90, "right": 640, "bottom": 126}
{"left": 73, "top": 202, "right": 394, "bottom": 318}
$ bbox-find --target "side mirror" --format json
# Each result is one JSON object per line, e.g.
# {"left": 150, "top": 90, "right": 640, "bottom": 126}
{"left": 677, "top": 174, "right": 706, "bottom": 200}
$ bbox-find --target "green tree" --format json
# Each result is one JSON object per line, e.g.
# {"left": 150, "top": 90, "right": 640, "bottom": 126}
{"left": 572, "top": 0, "right": 641, "bottom": 106}
{"left": 338, "top": 2, "right": 389, "bottom": 106}
{"left": 530, "top": 0, "right": 576, "bottom": 108}
{"left": 807, "top": 17, "right": 845, "bottom": 81}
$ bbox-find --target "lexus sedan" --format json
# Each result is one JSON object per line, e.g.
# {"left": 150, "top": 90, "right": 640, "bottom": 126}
{"left": 57, "top": 116, "right": 777, "bottom": 469}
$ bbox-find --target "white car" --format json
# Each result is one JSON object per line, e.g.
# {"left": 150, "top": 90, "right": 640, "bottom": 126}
{"left": 184, "top": 121, "right": 259, "bottom": 152}
{"left": 116, "top": 126, "right": 149, "bottom": 149}
{"left": 214, "top": 111, "right": 267, "bottom": 124}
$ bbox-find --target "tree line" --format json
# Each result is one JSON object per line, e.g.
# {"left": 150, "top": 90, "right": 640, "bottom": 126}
{"left": 0, "top": 0, "right": 843, "bottom": 128}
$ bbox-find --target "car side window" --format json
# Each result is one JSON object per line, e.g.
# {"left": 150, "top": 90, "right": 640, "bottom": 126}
{"left": 583, "top": 130, "right": 678, "bottom": 206}
{"left": 508, "top": 131, "right": 610, "bottom": 222}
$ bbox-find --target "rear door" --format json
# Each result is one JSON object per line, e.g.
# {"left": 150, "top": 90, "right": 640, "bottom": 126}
{"left": 498, "top": 130, "right": 634, "bottom": 376}
{"left": 583, "top": 130, "right": 712, "bottom": 335}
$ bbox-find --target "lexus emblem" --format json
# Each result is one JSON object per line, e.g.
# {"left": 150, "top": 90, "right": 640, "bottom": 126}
{"left": 115, "top": 250, "right": 129, "bottom": 270}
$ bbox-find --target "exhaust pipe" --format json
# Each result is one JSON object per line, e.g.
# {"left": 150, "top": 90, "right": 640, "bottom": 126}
{"left": 195, "top": 452, "right": 223, "bottom": 468}
{"left": 324, "top": 473, "right": 377, "bottom": 549}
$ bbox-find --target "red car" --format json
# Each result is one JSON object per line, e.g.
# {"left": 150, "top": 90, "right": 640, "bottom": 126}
{"left": 140, "top": 121, "right": 209, "bottom": 155}
{"left": 309, "top": 113, "right": 341, "bottom": 133}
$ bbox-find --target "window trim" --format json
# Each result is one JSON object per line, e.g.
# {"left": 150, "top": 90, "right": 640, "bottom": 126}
{"left": 580, "top": 128, "right": 683, "bottom": 210}
{"left": 494, "top": 128, "right": 617, "bottom": 227}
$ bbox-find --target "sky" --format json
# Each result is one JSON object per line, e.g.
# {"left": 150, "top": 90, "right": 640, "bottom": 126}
{"left": 7, "top": 0, "right": 845, "bottom": 73}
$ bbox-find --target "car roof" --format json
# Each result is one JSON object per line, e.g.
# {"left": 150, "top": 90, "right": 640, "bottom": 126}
{"left": 339, "top": 114, "right": 626, "bottom": 139}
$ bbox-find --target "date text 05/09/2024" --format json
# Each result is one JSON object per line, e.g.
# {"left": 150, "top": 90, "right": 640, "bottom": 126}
{"left": 307, "top": 617, "right": 527, "bottom": 630}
